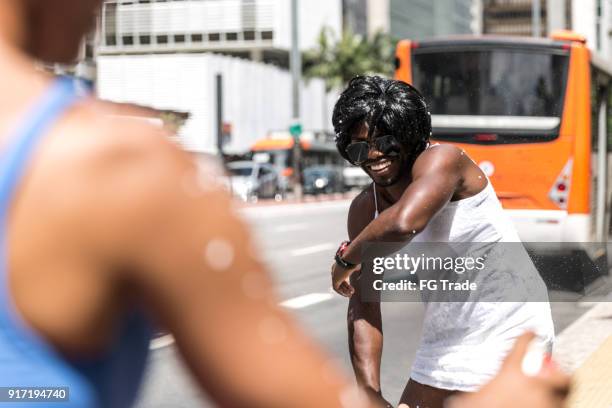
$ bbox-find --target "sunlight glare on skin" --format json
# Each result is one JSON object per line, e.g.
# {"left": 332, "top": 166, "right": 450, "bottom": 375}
{"left": 204, "top": 238, "right": 235, "bottom": 271}
{"left": 246, "top": 237, "right": 260, "bottom": 259}
{"left": 181, "top": 171, "right": 205, "bottom": 197}
{"left": 240, "top": 271, "right": 268, "bottom": 299}
{"left": 257, "top": 316, "right": 288, "bottom": 345}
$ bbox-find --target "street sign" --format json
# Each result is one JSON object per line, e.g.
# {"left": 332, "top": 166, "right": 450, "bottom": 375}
{"left": 289, "top": 122, "right": 302, "bottom": 138}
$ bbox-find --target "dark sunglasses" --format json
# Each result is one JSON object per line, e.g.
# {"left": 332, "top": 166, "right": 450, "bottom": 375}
{"left": 345, "top": 134, "right": 401, "bottom": 165}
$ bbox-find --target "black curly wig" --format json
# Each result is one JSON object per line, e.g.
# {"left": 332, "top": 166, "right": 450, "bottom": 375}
{"left": 332, "top": 76, "right": 431, "bottom": 163}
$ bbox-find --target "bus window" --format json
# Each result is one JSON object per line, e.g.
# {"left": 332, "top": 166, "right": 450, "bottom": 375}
{"left": 412, "top": 49, "right": 569, "bottom": 141}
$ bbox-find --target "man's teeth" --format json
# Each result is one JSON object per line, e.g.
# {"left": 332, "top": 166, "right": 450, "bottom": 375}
{"left": 369, "top": 160, "right": 391, "bottom": 171}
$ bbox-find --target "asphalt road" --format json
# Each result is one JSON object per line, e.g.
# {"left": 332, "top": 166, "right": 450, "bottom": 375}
{"left": 134, "top": 199, "right": 611, "bottom": 408}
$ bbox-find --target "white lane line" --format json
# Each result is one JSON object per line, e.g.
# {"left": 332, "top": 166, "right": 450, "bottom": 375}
{"left": 150, "top": 334, "right": 175, "bottom": 350}
{"left": 279, "top": 293, "right": 334, "bottom": 309}
{"left": 149, "top": 291, "right": 336, "bottom": 349}
{"left": 273, "top": 223, "right": 309, "bottom": 233}
{"left": 290, "top": 243, "right": 335, "bottom": 257}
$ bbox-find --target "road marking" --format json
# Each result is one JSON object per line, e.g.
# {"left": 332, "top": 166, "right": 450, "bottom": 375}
{"left": 280, "top": 293, "right": 334, "bottom": 309}
{"left": 150, "top": 334, "right": 175, "bottom": 350}
{"left": 274, "top": 223, "right": 309, "bottom": 233}
{"left": 150, "top": 292, "right": 336, "bottom": 350}
{"left": 290, "top": 243, "right": 335, "bottom": 257}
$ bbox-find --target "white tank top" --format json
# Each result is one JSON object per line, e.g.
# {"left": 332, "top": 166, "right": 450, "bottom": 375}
{"left": 372, "top": 145, "right": 554, "bottom": 391}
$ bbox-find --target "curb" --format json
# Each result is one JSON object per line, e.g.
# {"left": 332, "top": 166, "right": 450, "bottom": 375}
{"left": 554, "top": 301, "right": 612, "bottom": 373}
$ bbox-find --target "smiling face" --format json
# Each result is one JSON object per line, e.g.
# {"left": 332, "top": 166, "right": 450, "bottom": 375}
{"left": 350, "top": 122, "right": 413, "bottom": 187}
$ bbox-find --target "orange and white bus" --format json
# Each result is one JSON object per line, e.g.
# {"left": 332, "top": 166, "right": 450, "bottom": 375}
{"left": 395, "top": 31, "right": 612, "bottom": 245}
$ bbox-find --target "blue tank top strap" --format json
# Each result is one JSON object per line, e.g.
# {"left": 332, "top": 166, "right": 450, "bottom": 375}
{"left": 0, "top": 78, "right": 77, "bottom": 223}
{"left": 0, "top": 77, "right": 79, "bottom": 311}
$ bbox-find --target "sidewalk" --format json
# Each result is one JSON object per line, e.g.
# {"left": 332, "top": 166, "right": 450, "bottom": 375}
{"left": 554, "top": 299, "right": 612, "bottom": 408}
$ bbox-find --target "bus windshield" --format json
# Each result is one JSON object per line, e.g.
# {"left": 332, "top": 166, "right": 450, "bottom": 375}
{"left": 412, "top": 48, "right": 569, "bottom": 130}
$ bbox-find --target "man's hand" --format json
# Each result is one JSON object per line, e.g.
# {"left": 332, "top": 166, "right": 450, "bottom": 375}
{"left": 447, "top": 332, "right": 571, "bottom": 408}
{"left": 331, "top": 261, "right": 359, "bottom": 297}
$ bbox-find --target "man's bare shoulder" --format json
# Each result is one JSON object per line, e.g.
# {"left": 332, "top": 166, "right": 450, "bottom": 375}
{"left": 411, "top": 143, "right": 465, "bottom": 178}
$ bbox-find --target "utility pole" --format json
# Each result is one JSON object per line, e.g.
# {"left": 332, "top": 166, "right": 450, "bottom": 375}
{"left": 532, "top": 0, "right": 542, "bottom": 37}
{"left": 290, "top": 0, "right": 303, "bottom": 200}
{"left": 215, "top": 73, "right": 224, "bottom": 158}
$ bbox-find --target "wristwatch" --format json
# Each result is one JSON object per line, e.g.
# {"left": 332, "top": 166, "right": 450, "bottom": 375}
{"left": 335, "top": 240, "right": 356, "bottom": 269}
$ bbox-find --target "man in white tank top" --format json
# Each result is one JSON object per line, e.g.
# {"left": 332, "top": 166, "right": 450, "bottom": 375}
{"left": 330, "top": 76, "right": 555, "bottom": 408}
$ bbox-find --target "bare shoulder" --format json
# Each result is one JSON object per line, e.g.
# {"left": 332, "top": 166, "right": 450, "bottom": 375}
{"left": 411, "top": 143, "right": 465, "bottom": 178}
{"left": 66, "top": 99, "right": 186, "bottom": 165}
{"left": 56, "top": 99, "right": 208, "bottom": 193}
{"left": 39, "top": 99, "right": 230, "bottom": 246}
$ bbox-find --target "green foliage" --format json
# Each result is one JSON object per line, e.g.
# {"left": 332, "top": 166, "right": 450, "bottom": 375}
{"left": 303, "top": 27, "right": 396, "bottom": 92}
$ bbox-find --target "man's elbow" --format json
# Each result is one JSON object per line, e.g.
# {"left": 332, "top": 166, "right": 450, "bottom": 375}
{"left": 391, "top": 212, "right": 427, "bottom": 240}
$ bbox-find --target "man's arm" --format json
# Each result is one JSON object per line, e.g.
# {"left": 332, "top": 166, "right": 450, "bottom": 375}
{"left": 102, "top": 131, "right": 374, "bottom": 408}
{"left": 346, "top": 194, "right": 391, "bottom": 407}
{"left": 336, "top": 145, "right": 464, "bottom": 288}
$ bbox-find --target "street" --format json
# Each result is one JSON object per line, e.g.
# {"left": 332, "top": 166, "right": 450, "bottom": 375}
{"left": 134, "top": 199, "right": 611, "bottom": 408}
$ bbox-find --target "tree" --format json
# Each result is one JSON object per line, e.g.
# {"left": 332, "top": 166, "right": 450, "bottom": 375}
{"left": 303, "top": 27, "right": 396, "bottom": 92}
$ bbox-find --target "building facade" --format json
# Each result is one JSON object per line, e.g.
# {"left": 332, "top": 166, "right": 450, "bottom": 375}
{"left": 366, "top": 0, "right": 478, "bottom": 39}
{"left": 99, "top": 0, "right": 342, "bottom": 67}
{"left": 482, "top": 0, "right": 612, "bottom": 59}
{"left": 571, "top": 0, "right": 612, "bottom": 57}
{"left": 343, "top": 0, "right": 368, "bottom": 35}
{"left": 97, "top": 52, "right": 333, "bottom": 154}
{"left": 483, "top": 0, "right": 548, "bottom": 36}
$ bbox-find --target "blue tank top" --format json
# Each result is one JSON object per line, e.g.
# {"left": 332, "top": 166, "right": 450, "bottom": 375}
{"left": 0, "top": 78, "right": 152, "bottom": 407}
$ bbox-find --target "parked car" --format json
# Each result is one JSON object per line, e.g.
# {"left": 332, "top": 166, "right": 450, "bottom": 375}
{"left": 227, "top": 161, "right": 280, "bottom": 202}
{"left": 303, "top": 166, "right": 345, "bottom": 195}
{"left": 342, "top": 166, "right": 371, "bottom": 191}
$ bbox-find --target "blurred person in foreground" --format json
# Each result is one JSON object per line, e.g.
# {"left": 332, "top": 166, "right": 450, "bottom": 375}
{"left": 330, "top": 76, "right": 558, "bottom": 408}
{"left": 0, "top": 1, "right": 357, "bottom": 406}
{"left": 0, "top": 1, "right": 568, "bottom": 407}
